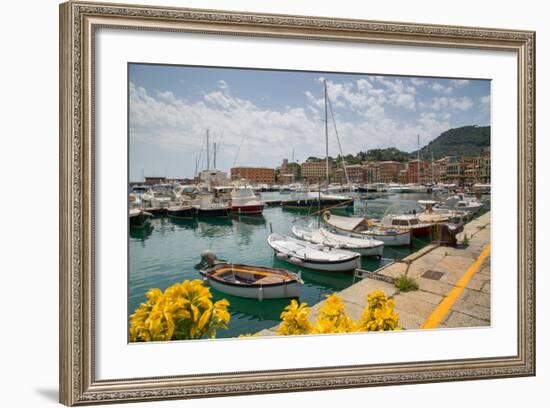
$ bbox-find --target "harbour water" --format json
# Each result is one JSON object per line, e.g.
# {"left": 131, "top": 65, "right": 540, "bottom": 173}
{"left": 128, "top": 192, "right": 479, "bottom": 338}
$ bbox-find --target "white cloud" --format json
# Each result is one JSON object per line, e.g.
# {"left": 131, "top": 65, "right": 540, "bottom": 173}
{"left": 410, "top": 78, "right": 427, "bottom": 87}
{"left": 450, "top": 79, "right": 470, "bottom": 88}
{"left": 217, "top": 80, "right": 229, "bottom": 90}
{"left": 421, "top": 96, "right": 473, "bottom": 111}
{"left": 430, "top": 82, "right": 453, "bottom": 95}
{"left": 130, "top": 79, "right": 456, "bottom": 177}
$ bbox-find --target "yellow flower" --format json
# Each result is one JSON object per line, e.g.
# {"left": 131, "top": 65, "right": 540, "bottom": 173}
{"left": 277, "top": 300, "right": 313, "bottom": 336}
{"left": 129, "top": 279, "right": 231, "bottom": 342}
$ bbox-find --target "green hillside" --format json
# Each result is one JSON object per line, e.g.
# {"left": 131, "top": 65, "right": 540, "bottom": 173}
{"left": 413, "top": 125, "right": 490, "bottom": 160}
{"left": 303, "top": 125, "right": 490, "bottom": 165}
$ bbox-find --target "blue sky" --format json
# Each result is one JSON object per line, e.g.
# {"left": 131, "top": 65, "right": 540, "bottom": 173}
{"left": 129, "top": 63, "right": 490, "bottom": 181}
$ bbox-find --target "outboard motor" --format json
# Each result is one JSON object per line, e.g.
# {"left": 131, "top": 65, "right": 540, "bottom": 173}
{"left": 195, "top": 249, "right": 218, "bottom": 269}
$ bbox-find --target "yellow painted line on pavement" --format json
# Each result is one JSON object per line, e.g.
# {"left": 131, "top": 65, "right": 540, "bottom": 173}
{"left": 421, "top": 244, "right": 491, "bottom": 329}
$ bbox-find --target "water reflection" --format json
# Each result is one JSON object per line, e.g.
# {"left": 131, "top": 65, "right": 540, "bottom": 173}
{"left": 129, "top": 224, "right": 153, "bottom": 241}
{"left": 168, "top": 217, "right": 199, "bottom": 230}
{"left": 195, "top": 217, "right": 233, "bottom": 238}
{"left": 210, "top": 287, "right": 290, "bottom": 322}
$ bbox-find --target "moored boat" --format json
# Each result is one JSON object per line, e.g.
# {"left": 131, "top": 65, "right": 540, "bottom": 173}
{"left": 166, "top": 204, "right": 197, "bottom": 219}
{"left": 417, "top": 200, "right": 466, "bottom": 223}
{"left": 281, "top": 192, "right": 353, "bottom": 210}
{"left": 129, "top": 208, "right": 152, "bottom": 229}
{"left": 230, "top": 187, "right": 264, "bottom": 215}
{"left": 292, "top": 225, "right": 384, "bottom": 258}
{"left": 322, "top": 212, "right": 411, "bottom": 246}
{"left": 378, "top": 214, "right": 433, "bottom": 237}
{"left": 198, "top": 253, "right": 303, "bottom": 300}
{"left": 194, "top": 193, "right": 231, "bottom": 217}
{"left": 267, "top": 233, "right": 361, "bottom": 272}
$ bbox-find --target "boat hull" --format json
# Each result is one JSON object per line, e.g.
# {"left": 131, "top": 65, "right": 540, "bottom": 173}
{"left": 231, "top": 204, "right": 264, "bottom": 215}
{"left": 129, "top": 211, "right": 151, "bottom": 228}
{"left": 331, "top": 228, "right": 411, "bottom": 246}
{"left": 142, "top": 207, "right": 167, "bottom": 216}
{"left": 197, "top": 207, "right": 231, "bottom": 217}
{"left": 166, "top": 206, "right": 197, "bottom": 219}
{"left": 282, "top": 198, "right": 353, "bottom": 210}
{"left": 274, "top": 251, "right": 361, "bottom": 272}
{"left": 205, "top": 277, "right": 301, "bottom": 299}
{"left": 292, "top": 226, "right": 384, "bottom": 259}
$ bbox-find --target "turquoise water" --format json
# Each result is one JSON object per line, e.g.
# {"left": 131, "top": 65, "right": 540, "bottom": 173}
{"left": 128, "top": 192, "right": 448, "bottom": 338}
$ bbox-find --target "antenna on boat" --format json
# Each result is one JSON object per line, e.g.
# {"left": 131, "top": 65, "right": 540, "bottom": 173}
{"left": 213, "top": 142, "right": 217, "bottom": 169}
{"left": 206, "top": 129, "right": 210, "bottom": 170}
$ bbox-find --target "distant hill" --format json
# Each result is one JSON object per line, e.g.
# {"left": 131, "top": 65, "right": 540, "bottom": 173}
{"left": 303, "top": 125, "right": 490, "bottom": 165}
{"left": 413, "top": 125, "right": 490, "bottom": 160}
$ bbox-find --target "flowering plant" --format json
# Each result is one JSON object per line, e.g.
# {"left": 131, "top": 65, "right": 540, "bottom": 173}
{"left": 278, "top": 290, "right": 399, "bottom": 336}
{"left": 129, "top": 279, "right": 230, "bottom": 342}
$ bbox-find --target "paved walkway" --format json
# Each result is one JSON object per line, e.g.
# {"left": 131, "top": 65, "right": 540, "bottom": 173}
{"left": 257, "top": 212, "right": 491, "bottom": 335}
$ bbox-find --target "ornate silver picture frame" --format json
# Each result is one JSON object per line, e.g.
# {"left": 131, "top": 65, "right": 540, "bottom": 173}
{"left": 59, "top": 1, "right": 535, "bottom": 405}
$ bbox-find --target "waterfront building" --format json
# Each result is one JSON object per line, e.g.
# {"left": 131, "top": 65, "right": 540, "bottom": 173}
{"left": 362, "top": 161, "right": 380, "bottom": 183}
{"left": 477, "top": 147, "right": 491, "bottom": 184}
{"left": 335, "top": 164, "right": 365, "bottom": 184}
{"left": 301, "top": 160, "right": 329, "bottom": 182}
{"left": 230, "top": 167, "right": 276, "bottom": 184}
{"left": 445, "top": 156, "right": 461, "bottom": 185}
{"left": 279, "top": 158, "right": 301, "bottom": 184}
{"left": 144, "top": 176, "right": 167, "bottom": 185}
{"left": 404, "top": 159, "right": 431, "bottom": 184}
{"left": 432, "top": 157, "right": 448, "bottom": 183}
{"left": 378, "top": 161, "right": 406, "bottom": 183}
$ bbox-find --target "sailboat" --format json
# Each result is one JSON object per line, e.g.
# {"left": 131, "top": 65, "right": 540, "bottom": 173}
{"left": 282, "top": 80, "right": 354, "bottom": 211}
{"left": 194, "top": 129, "right": 231, "bottom": 217}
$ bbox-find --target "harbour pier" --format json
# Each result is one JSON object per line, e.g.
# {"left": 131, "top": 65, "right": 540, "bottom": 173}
{"left": 256, "top": 211, "right": 491, "bottom": 335}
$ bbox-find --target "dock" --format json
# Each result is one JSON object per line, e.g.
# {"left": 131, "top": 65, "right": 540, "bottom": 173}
{"left": 256, "top": 211, "right": 491, "bottom": 335}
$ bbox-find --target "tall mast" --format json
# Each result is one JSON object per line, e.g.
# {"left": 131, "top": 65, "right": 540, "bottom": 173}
{"left": 206, "top": 129, "right": 210, "bottom": 170}
{"left": 213, "top": 142, "right": 217, "bottom": 169}
{"left": 431, "top": 151, "right": 434, "bottom": 184}
{"left": 417, "top": 134, "right": 420, "bottom": 184}
{"left": 324, "top": 80, "right": 329, "bottom": 186}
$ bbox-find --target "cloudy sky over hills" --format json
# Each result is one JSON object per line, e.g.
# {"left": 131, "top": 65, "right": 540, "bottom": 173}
{"left": 129, "top": 64, "right": 490, "bottom": 180}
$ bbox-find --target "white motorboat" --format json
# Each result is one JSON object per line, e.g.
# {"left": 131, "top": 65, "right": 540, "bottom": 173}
{"left": 230, "top": 187, "right": 264, "bottom": 215}
{"left": 194, "top": 193, "right": 231, "bottom": 217}
{"left": 387, "top": 183, "right": 412, "bottom": 193}
{"left": 417, "top": 200, "right": 470, "bottom": 223}
{"left": 322, "top": 212, "right": 412, "bottom": 246}
{"left": 142, "top": 183, "right": 175, "bottom": 211}
{"left": 267, "top": 233, "right": 361, "bottom": 272}
{"left": 378, "top": 214, "right": 433, "bottom": 237}
{"left": 437, "top": 194, "right": 484, "bottom": 213}
{"left": 292, "top": 225, "right": 384, "bottom": 258}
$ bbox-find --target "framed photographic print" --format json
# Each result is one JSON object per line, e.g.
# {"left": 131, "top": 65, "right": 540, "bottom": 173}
{"left": 59, "top": 1, "right": 535, "bottom": 405}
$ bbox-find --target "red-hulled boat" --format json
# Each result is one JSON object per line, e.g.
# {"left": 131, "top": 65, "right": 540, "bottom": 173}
{"left": 230, "top": 187, "right": 264, "bottom": 215}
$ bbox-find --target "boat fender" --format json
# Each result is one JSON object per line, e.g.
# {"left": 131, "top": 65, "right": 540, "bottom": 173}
{"left": 276, "top": 252, "right": 289, "bottom": 261}
{"left": 288, "top": 257, "right": 302, "bottom": 265}
{"left": 258, "top": 286, "right": 264, "bottom": 302}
